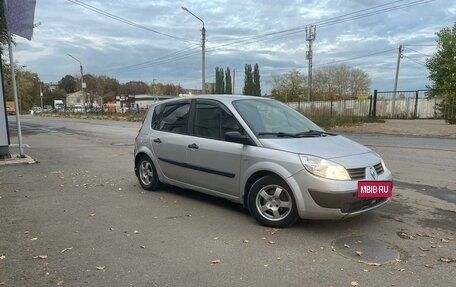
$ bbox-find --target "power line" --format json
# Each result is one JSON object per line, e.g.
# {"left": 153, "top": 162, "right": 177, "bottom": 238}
{"left": 66, "top": 0, "right": 195, "bottom": 43}
{"left": 314, "top": 48, "right": 397, "bottom": 67}
{"left": 404, "top": 47, "right": 432, "bottom": 57}
{"left": 101, "top": 0, "right": 435, "bottom": 74}
{"left": 403, "top": 55, "right": 427, "bottom": 66}
{"left": 206, "top": 0, "right": 435, "bottom": 52}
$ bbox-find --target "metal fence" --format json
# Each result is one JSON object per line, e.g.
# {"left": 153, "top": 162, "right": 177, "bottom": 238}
{"left": 287, "top": 89, "right": 455, "bottom": 121}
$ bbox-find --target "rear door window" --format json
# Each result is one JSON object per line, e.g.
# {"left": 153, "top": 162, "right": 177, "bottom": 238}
{"left": 154, "top": 101, "right": 191, "bottom": 134}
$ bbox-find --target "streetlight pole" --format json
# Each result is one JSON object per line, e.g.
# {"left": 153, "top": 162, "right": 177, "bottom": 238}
{"left": 67, "top": 54, "right": 85, "bottom": 111}
{"left": 182, "top": 6, "right": 206, "bottom": 94}
{"left": 152, "top": 78, "right": 157, "bottom": 102}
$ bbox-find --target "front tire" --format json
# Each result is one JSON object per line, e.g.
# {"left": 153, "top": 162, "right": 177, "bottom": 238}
{"left": 137, "top": 155, "right": 162, "bottom": 191}
{"left": 248, "top": 175, "right": 298, "bottom": 227}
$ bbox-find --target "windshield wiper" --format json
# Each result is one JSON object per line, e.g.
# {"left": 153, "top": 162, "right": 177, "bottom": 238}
{"left": 257, "top": 132, "right": 299, "bottom": 138}
{"left": 295, "top": 130, "right": 337, "bottom": 137}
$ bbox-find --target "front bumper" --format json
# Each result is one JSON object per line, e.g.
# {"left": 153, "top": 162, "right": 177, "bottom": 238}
{"left": 286, "top": 168, "right": 393, "bottom": 219}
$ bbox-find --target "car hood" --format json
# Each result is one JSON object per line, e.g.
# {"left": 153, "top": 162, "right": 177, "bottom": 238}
{"left": 259, "top": 135, "right": 372, "bottom": 159}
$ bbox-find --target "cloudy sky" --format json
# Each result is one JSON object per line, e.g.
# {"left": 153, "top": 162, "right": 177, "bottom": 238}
{"left": 9, "top": 0, "right": 456, "bottom": 94}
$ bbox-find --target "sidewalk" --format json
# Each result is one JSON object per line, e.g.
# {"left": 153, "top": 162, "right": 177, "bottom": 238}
{"left": 330, "top": 119, "right": 456, "bottom": 138}
{"left": 0, "top": 154, "right": 36, "bottom": 166}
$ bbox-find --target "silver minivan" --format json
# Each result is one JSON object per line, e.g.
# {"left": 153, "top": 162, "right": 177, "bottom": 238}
{"left": 134, "top": 95, "right": 392, "bottom": 227}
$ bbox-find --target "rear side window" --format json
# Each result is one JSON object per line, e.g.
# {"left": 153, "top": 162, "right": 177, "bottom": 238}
{"left": 155, "top": 102, "right": 190, "bottom": 134}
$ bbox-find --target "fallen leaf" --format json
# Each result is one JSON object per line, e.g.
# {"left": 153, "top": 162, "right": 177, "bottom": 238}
{"left": 431, "top": 245, "right": 437, "bottom": 248}
{"left": 344, "top": 244, "right": 350, "bottom": 248}
{"left": 268, "top": 241, "right": 276, "bottom": 244}
{"left": 440, "top": 256, "right": 454, "bottom": 263}
{"left": 419, "top": 254, "right": 427, "bottom": 257}
{"left": 95, "top": 266, "right": 105, "bottom": 270}
{"left": 261, "top": 237, "right": 266, "bottom": 240}
{"left": 57, "top": 280, "right": 64, "bottom": 286}
{"left": 331, "top": 246, "right": 336, "bottom": 251}
{"left": 30, "top": 237, "right": 38, "bottom": 241}
{"left": 419, "top": 247, "right": 429, "bottom": 251}
{"left": 351, "top": 281, "right": 359, "bottom": 286}
{"left": 424, "top": 264, "right": 433, "bottom": 268}
{"left": 356, "top": 251, "right": 363, "bottom": 256}
{"left": 33, "top": 255, "right": 48, "bottom": 259}
{"left": 134, "top": 230, "right": 139, "bottom": 234}
{"left": 61, "top": 247, "right": 73, "bottom": 253}
{"left": 0, "top": 255, "right": 5, "bottom": 260}
{"left": 398, "top": 268, "right": 405, "bottom": 272}
{"left": 0, "top": 282, "right": 5, "bottom": 285}
{"left": 211, "top": 259, "right": 221, "bottom": 264}
{"left": 399, "top": 232, "right": 416, "bottom": 240}
{"left": 109, "top": 227, "right": 114, "bottom": 231}
{"left": 213, "top": 237, "right": 219, "bottom": 240}
{"left": 24, "top": 231, "right": 30, "bottom": 234}
{"left": 140, "top": 245, "right": 145, "bottom": 249}
{"left": 363, "top": 269, "right": 369, "bottom": 272}
{"left": 277, "top": 257, "right": 281, "bottom": 260}
{"left": 441, "top": 238, "right": 449, "bottom": 243}
{"left": 89, "top": 213, "right": 96, "bottom": 217}
{"left": 367, "top": 262, "right": 381, "bottom": 267}
{"left": 264, "top": 264, "right": 268, "bottom": 267}
{"left": 356, "top": 240, "right": 363, "bottom": 244}
{"left": 243, "top": 240, "right": 249, "bottom": 243}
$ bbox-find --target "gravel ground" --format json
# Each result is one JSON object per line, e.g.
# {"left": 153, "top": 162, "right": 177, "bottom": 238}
{"left": 329, "top": 119, "right": 456, "bottom": 138}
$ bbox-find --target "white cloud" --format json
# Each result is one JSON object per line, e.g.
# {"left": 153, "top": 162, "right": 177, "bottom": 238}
{"left": 8, "top": 0, "right": 456, "bottom": 93}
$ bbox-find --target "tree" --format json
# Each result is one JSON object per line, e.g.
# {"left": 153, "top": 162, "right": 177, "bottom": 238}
{"left": 2, "top": 60, "right": 40, "bottom": 112}
{"left": 312, "top": 64, "right": 370, "bottom": 100}
{"left": 243, "top": 64, "right": 254, "bottom": 95}
{"left": 425, "top": 23, "right": 456, "bottom": 121}
{"left": 271, "top": 69, "right": 307, "bottom": 102}
{"left": 225, "top": 67, "right": 232, "bottom": 94}
{"left": 121, "top": 81, "right": 149, "bottom": 95}
{"left": 58, "top": 75, "right": 77, "bottom": 93}
{"left": 253, "top": 63, "right": 261, "bottom": 96}
{"left": 0, "top": 0, "right": 9, "bottom": 47}
{"left": 215, "top": 67, "right": 225, "bottom": 94}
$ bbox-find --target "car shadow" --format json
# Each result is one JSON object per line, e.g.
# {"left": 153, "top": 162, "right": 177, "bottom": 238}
{"left": 155, "top": 184, "right": 386, "bottom": 232}
{"left": 160, "top": 184, "right": 250, "bottom": 215}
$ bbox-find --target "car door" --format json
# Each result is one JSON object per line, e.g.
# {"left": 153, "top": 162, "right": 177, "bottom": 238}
{"left": 185, "top": 99, "right": 244, "bottom": 198}
{"left": 150, "top": 99, "right": 191, "bottom": 184}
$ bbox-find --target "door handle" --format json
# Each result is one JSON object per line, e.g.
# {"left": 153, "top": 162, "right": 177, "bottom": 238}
{"left": 153, "top": 138, "right": 162, "bottom": 143}
{"left": 188, "top": 143, "right": 199, "bottom": 149}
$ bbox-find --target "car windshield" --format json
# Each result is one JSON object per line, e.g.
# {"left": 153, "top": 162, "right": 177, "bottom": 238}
{"left": 233, "top": 99, "right": 325, "bottom": 138}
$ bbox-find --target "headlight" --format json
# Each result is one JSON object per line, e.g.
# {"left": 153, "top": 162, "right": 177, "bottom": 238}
{"left": 300, "top": 155, "right": 350, "bottom": 180}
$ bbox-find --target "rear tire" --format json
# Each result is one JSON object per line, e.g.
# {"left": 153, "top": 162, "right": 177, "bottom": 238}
{"left": 137, "top": 155, "right": 162, "bottom": 191}
{"left": 247, "top": 175, "right": 298, "bottom": 227}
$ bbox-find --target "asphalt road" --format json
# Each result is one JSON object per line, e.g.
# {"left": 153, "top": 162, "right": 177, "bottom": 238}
{"left": 1, "top": 115, "right": 455, "bottom": 287}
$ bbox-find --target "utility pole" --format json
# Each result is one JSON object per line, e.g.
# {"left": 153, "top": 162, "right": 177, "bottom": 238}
{"left": 182, "top": 7, "right": 206, "bottom": 95}
{"left": 391, "top": 45, "right": 403, "bottom": 118}
{"left": 68, "top": 54, "right": 86, "bottom": 112}
{"left": 306, "top": 25, "right": 316, "bottom": 102}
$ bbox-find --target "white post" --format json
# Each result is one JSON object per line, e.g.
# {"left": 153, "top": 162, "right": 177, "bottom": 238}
{"left": 8, "top": 35, "right": 25, "bottom": 157}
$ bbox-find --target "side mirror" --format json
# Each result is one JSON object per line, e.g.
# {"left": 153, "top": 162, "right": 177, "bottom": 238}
{"left": 225, "top": 131, "right": 253, "bottom": 145}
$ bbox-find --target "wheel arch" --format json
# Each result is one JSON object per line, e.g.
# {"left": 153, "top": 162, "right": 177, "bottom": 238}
{"left": 243, "top": 170, "right": 288, "bottom": 208}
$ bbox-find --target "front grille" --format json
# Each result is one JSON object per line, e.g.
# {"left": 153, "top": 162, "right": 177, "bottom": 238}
{"left": 347, "top": 162, "right": 384, "bottom": 180}
{"left": 374, "top": 162, "right": 384, "bottom": 174}
{"left": 347, "top": 168, "right": 365, "bottom": 180}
